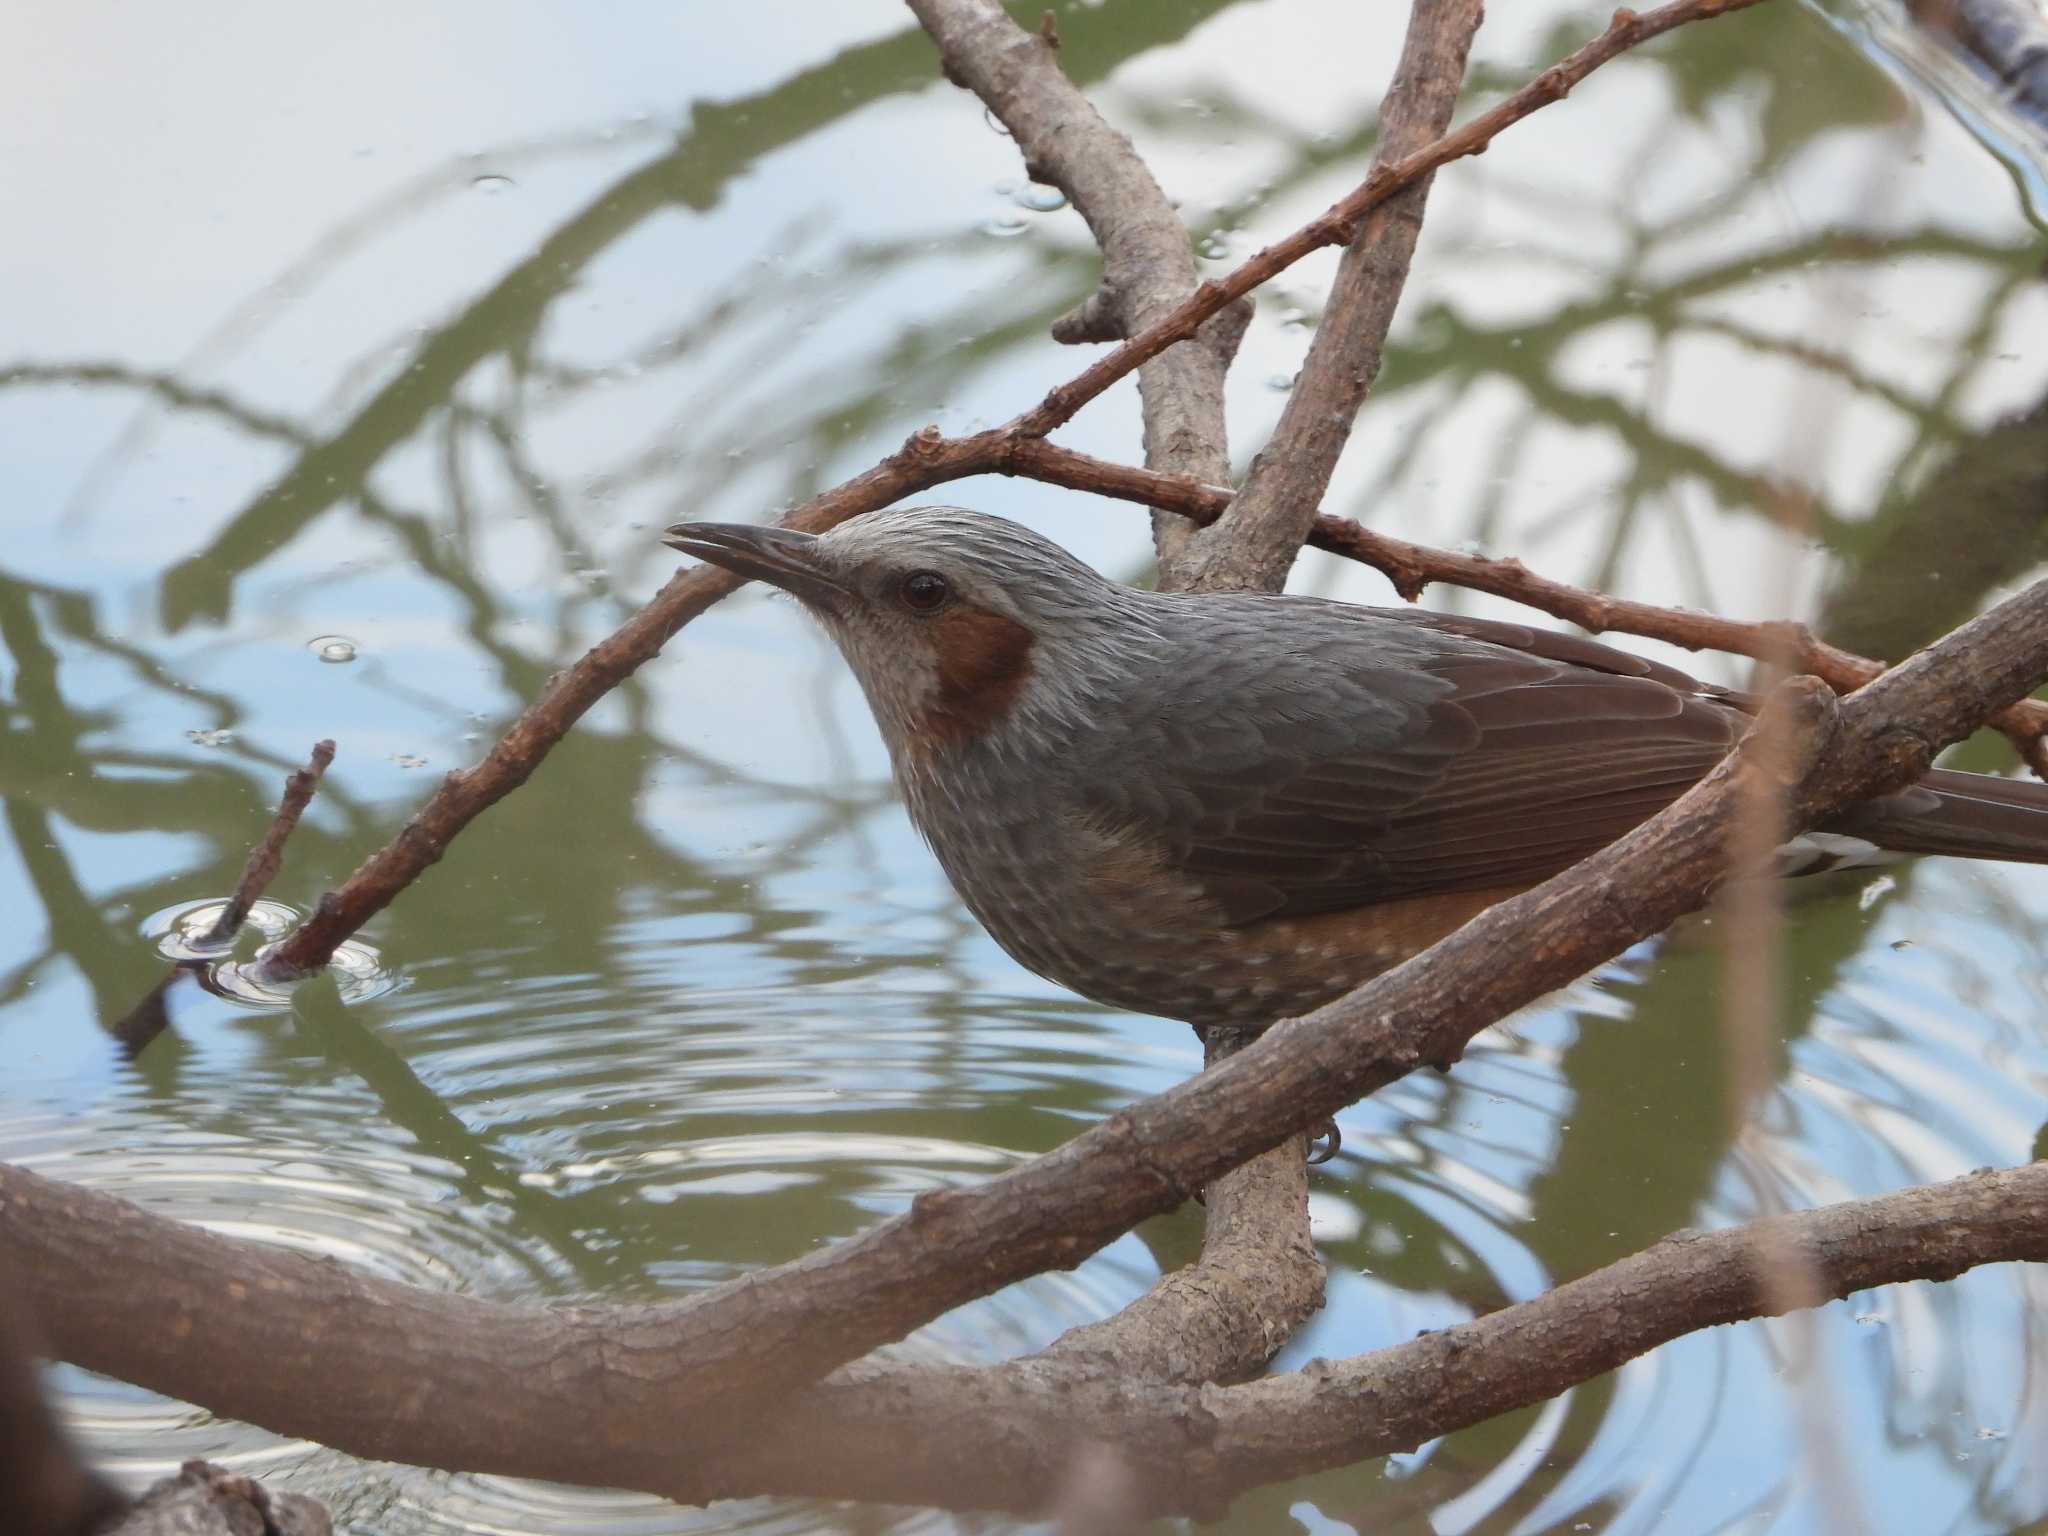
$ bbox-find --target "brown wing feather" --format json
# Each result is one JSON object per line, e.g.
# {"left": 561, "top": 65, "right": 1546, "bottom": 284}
{"left": 1157, "top": 612, "right": 1748, "bottom": 925}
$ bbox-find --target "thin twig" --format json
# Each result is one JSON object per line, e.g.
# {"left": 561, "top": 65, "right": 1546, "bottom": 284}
{"left": 1011, "top": 0, "right": 1775, "bottom": 441}
{"left": 202, "top": 740, "right": 336, "bottom": 944}
{"left": 114, "top": 739, "right": 339, "bottom": 1055}
{"left": 1002, "top": 439, "right": 2048, "bottom": 768}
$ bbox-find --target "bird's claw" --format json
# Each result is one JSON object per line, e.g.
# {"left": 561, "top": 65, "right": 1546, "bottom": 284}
{"left": 1307, "top": 1118, "right": 1342, "bottom": 1165}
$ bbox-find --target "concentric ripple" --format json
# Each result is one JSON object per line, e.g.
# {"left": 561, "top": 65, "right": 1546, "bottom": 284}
{"left": 140, "top": 898, "right": 400, "bottom": 1005}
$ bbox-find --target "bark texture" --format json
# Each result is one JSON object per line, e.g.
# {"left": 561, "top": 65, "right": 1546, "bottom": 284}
{"left": 1173, "top": 0, "right": 1483, "bottom": 592}
{"left": 8, "top": 1158, "right": 2045, "bottom": 1515}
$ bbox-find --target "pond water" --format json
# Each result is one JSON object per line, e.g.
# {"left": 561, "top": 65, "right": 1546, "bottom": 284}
{"left": 6, "top": 2, "right": 2048, "bottom": 1532}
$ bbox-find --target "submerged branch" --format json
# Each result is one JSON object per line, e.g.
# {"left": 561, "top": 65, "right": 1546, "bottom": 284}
{"left": 204, "top": 739, "right": 336, "bottom": 944}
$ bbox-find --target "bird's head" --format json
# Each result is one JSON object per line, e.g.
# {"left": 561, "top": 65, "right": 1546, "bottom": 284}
{"left": 665, "top": 506, "right": 1141, "bottom": 764}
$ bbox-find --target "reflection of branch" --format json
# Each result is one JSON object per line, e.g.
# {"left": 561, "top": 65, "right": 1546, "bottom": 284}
{"left": 0, "top": 360, "right": 313, "bottom": 447}
{"left": 1679, "top": 312, "right": 1951, "bottom": 429}
{"left": 150, "top": 5, "right": 1242, "bottom": 629}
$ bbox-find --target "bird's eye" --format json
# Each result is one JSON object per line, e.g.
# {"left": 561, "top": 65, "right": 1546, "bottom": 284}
{"left": 899, "top": 570, "right": 951, "bottom": 613}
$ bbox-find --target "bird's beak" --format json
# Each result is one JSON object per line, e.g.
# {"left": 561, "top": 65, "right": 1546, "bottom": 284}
{"left": 663, "top": 522, "right": 848, "bottom": 611}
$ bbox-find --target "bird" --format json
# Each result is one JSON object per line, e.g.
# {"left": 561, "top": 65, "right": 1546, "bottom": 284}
{"left": 665, "top": 507, "right": 2048, "bottom": 1039}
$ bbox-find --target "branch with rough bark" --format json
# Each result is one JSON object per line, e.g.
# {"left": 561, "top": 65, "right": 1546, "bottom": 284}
{"left": 13, "top": 573, "right": 2048, "bottom": 1512}
{"left": 1172, "top": 0, "right": 1481, "bottom": 591}
{"left": 12, "top": 1157, "right": 2048, "bottom": 1515}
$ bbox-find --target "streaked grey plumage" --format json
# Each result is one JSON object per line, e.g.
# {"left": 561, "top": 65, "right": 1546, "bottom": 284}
{"left": 668, "top": 507, "right": 2048, "bottom": 1033}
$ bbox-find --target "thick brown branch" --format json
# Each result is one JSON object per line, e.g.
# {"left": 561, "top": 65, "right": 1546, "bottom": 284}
{"left": 8, "top": 1155, "right": 2044, "bottom": 1516}
{"left": 1026, "top": 1032, "right": 1318, "bottom": 1386}
{"left": 17, "top": 577, "right": 2048, "bottom": 1492}
{"left": 907, "top": 0, "right": 1240, "bottom": 570}
{"left": 203, "top": 739, "right": 335, "bottom": 944}
{"left": 698, "top": 1162, "right": 2048, "bottom": 1512}
{"left": 1174, "top": 0, "right": 1481, "bottom": 592}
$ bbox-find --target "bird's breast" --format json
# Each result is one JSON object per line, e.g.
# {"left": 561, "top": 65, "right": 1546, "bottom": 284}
{"left": 900, "top": 762, "right": 1528, "bottom": 1030}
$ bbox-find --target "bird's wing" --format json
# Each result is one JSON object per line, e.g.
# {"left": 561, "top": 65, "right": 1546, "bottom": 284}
{"left": 1085, "top": 604, "right": 1747, "bottom": 926}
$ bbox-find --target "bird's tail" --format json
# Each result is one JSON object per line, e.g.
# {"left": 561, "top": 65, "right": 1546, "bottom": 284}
{"left": 1831, "top": 767, "right": 2048, "bottom": 865}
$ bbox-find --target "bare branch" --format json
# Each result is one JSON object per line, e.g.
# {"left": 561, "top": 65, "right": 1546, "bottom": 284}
{"left": 1012, "top": 0, "right": 1776, "bottom": 443}
{"left": 9, "top": 1153, "right": 2045, "bottom": 1515}
{"left": 16, "top": 576, "right": 2048, "bottom": 1484}
{"left": 1172, "top": 0, "right": 1482, "bottom": 591}
{"left": 1002, "top": 438, "right": 2048, "bottom": 765}
{"left": 701, "top": 1162, "right": 2048, "bottom": 1512}
{"left": 203, "top": 739, "right": 335, "bottom": 944}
